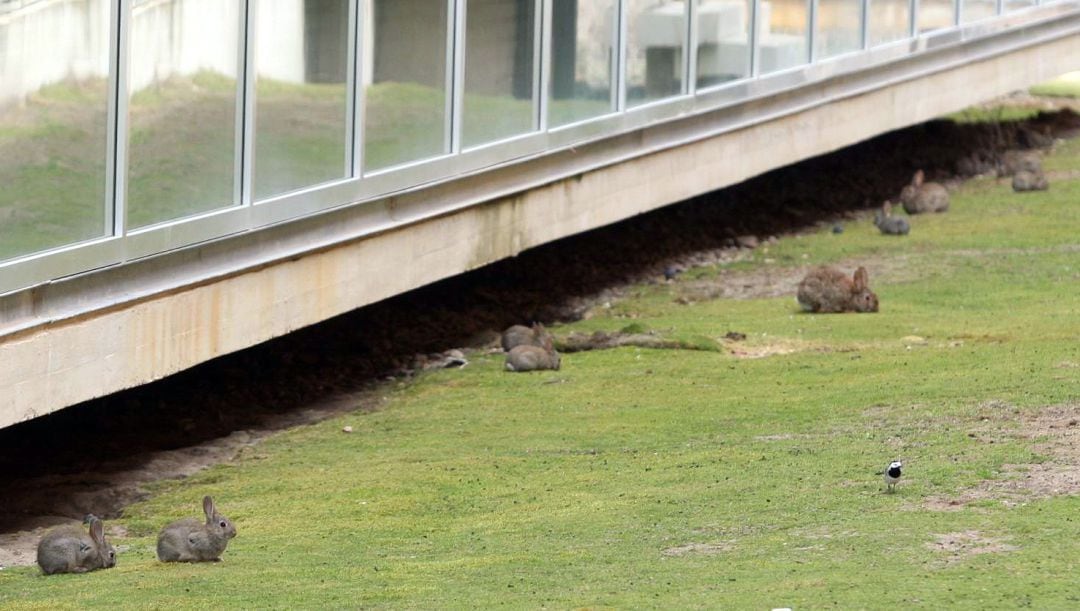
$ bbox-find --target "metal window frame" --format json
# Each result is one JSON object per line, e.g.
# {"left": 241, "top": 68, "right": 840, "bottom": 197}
{"left": 2, "top": 0, "right": 1080, "bottom": 297}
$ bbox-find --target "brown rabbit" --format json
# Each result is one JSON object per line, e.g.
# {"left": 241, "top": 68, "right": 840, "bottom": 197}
{"left": 36, "top": 516, "right": 117, "bottom": 575}
{"left": 501, "top": 322, "right": 550, "bottom": 352}
{"left": 797, "top": 266, "right": 878, "bottom": 313}
{"left": 899, "top": 170, "right": 949, "bottom": 214}
{"left": 1012, "top": 170, "right": 1049, "bottom": 192}
{"left": 157, "top": 496, "right": 237, "bottom": 562}
{"left": 505, "top": 333, "right": 561, "bottom": 371}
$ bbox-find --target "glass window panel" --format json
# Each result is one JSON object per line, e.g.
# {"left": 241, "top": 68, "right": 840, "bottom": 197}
{"left": 1006, "top": 0, "right": 1038, "bottom": 9}
{"left": 462, "top": 0, "right": 537, "bottom": 148}
{"left": 759, "top": 0, "right": 809, "bottom": 74}
{"left": 816, "top": 0, "right": 862, "bottom": 59}
{"left": 549, "top": 0, "right": 617, "bottom": 127}
{"left": 127, "top": 0, "right": 241, "bottom": 229}
{"left": 1005, "top": 0, "right": 1037, "bottom": 10}
{"left": 0, "top": 0, "right": 110, "bottom": 262}
{"left": 918, "top": 0, "right": 956, "bottom": 31}
{"left": 364, "top": 0, "right": 449, "bottom": 171}
{"left": 696, "top": 0, "right": 752, "bottom": 88}
{"left": 960, "top": 0, "right": 998, "bottom": 22}
{"left": 627, "top": 0, "right": 686, "bottom": 107}
{"left": 255, "top": 0, "right": 351, "bottom": 200}
{"left": 868, "top": 0, "right": 911, "bottom": 46}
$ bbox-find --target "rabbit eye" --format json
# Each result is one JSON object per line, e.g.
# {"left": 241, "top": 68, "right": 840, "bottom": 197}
{"left": 109, "top": 551, "right": 115, "bottom": 558}
{"left": 219, "top": 520, "right": 228, "bottom": 528}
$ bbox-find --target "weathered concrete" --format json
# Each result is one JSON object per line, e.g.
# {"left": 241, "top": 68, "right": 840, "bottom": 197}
{"left": 2, "top": 32, "right": 1079, "bottom": 429}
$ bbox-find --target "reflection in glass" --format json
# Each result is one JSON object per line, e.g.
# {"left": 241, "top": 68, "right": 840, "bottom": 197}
{"left": 462, "top": 0, "right": 537, "bottom": 148}
{"left": 0, "top": 0, "right": 110, "bottom": 261}
{"left": 868, "top": 0, "right": 911, "bottom": 46}
{"left": 961, "top": 0, "right": 997, "bottom": 23}
{"left": 918, "top": 0, "right": 956, "bottom": 32}
{"left": 364, "top": 0, "right": 449, "bottom": 171}
{"left": 696, "top": 0, "right": 752, "bottom": 88}
{"left": 127, "top": 0, "right": 241, "bottom": 229}
{"left": 549, "top": 0, "right": 616, "bottom": 127}
{"left": 759, "top": 0, "right": 809, "bottom": 74}
{"left": 255, "top": 0, "right": 350, "bottom": 200}
{"left": 816, "top": 0, "right": 861, "bottom": 59}
{"left": 627, "top": 0, "right": 686, "bottom": 106}
{"left": 1005, "top": 0, "right": 1037, "bottom": 10}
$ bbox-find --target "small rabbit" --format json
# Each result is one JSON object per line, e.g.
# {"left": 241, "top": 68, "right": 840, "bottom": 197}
{"left": 36, "top": 516, "right": 116, "bottom": 575}
{"left": 501, "top": 322, "right": 550, "bottom": 352}
{"left": 505, "top": 334, "right": 561, "bottom": 372}
{"left": 899, "top": 170, "right": 949, "bottom": 214}
{"left": 157, "top": 496, "right": 237, "bottom": 562}
{"left": 873, "top": 201, "right": 910, "bottom": 236}
{"left": 797, "top": 266, "right": 879, "bottom": 313}
{"left": 1012, "top": 169, "right": 1049, "bottom": 192}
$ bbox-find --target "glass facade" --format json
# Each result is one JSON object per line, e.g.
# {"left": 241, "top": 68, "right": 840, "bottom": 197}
{"left": 697, "top": 0, "right": 753, "bottom": 88}
{"left": 364, "top": 0, "right": 450, "bottom": 171}
{"left": 0, "top": 0, "right": 111, "bottom": 261}
{"left": 816, "top": 0, "right": 863, "bottom": 59}
{"left": 126, "top": 0, "right": 242, "bottom": 229}
{"left": 462, "top": 0, "right": 537, "bottom": 148}
{"left": 869, "top": 0, "right": 912, "bottom": 46}
{"left": 760, "top": 0, "right": 810, "bottom": 73}
{"left": 1005, "top": 0, "right": 1039, "bottom": 9}
{"left": 549, "top": 0, "right": 617, "bottom": 127}
{"left": 919, "top": 0, "right": 957, "bottom": 31}
{"left": 962, "top": 0, "right": 1000, "bottom": 22}
{"left": 254, "top": 0, "right": 351, "bottom": 200}
{"left": 627, "top": 0, "right": 687, "bottom": 106}
{"left": 2, "top": 0, "right": 1068, "bottom": 292}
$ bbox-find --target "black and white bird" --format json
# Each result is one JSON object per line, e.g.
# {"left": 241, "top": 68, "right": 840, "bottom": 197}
{"left": 883, "top": 460, "right": 903, "bottom": 493}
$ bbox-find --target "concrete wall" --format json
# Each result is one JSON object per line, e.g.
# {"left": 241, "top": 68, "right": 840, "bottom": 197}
{"left": 2, "top": 31, "right": 1080, "bottom": 429}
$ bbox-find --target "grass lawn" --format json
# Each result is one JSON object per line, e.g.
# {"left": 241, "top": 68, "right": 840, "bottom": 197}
{"left": 1, "top": 119, "right": 1077, "bottom": 608}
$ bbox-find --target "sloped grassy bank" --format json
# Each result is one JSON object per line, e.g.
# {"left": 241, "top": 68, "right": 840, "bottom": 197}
{"left": 1, "top": 127, "right": 1078, "bottom": 610}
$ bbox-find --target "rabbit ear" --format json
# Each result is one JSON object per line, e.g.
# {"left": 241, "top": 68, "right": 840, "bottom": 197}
{"left": 882, "top": 201, "right": 892, "bottom": 214}
{"left": 913, "top": 170, "right": 924, "bottom": 186}
{"left": 89, "top": 517, "right": 105, "bottom": 547}
{"left": 853, "top": 267, "right": 869, "bottom": 290}
{"left": 203, "top": 496, "right": 215, "bottom": 520}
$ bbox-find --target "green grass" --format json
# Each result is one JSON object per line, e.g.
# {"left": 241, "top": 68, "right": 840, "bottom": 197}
{"left": 2, "top": 113, "right": 1078, "bottom": 608}
{"left": 1028, "top": 72, "right": 1080, "bottom": 98}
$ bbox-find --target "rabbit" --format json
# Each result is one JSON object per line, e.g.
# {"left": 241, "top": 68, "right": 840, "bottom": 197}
{"left": 157, "top": 496, "right": 237, "bottom": 562}
{"left": 873, "top": 201, "right": 910, "bottom": 236}
{"left": 899, "top": 170, "right": 949, "bottom": 214}
{"left": 797, "top": 266, "right": 879, "bottom": 313}
{"left": 501, "top": 322, "right": 550, "bottom": 352}
{"left": 1012, "top": 169, "right": 1049, "bottom": 192}
{"left": 505, "top": 333, "right": 561, "bottom": 372}
{"left": 37, "top": 515, "right": 116, "bottom": 575}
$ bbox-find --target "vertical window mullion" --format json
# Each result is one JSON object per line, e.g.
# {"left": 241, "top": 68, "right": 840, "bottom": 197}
{"left": 109, "top": 0, "right": 130, "bottom": 238}
{"left": 347, "top": 0, "right": 361, "bottom": 177}
{"left": 687, "top": 0, "right": 698, "bottom": 95}
{"left": 239, "top": 0, "right": 257, "bottom": 207}
{"left": 450, "top": 0, "right": 467, "bottom": 153}
{"left": 538, "top": 0, "right": 552, "bottom": 131}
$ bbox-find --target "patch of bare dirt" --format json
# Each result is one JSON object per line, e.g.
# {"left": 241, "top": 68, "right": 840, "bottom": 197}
{"left": 554, "top": 330, "right": 708, "bottom": 353}
{"left": 927, "top": 531, "right": 1019, "bottom": 566}
{"left": 661, "top": 541, "right": 734, "bottom": 557}
{"left": 923, "top": 402, "right": 1080, "bottom": 511}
